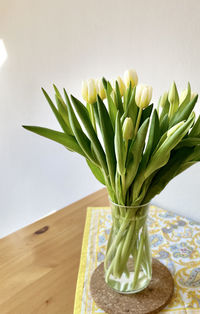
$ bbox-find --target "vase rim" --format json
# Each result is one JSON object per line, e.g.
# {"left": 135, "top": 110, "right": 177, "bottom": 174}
{"left": 109, "top": 199, "right": 150, "bottom": 209}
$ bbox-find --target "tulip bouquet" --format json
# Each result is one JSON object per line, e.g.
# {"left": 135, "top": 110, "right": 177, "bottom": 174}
{"left": 23, "top": 69, "right": 200, "bottom": 293}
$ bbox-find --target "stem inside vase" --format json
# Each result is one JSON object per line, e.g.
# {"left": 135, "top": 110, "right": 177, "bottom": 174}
{"left": 104, "top": 201, "right": 152, "bottom": 294}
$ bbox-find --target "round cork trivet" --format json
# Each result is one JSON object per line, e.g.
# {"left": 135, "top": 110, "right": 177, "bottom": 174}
{"left": 90, "top": 258, "right": 174, "bottom": 314}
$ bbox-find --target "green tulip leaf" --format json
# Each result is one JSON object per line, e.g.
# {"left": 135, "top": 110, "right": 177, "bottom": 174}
{"left": 70, "top": 95, "right": 108, "bottom": 174}
{"left": 93, "top": 102, "right": 100, "bottom": 128}
{"left": 143, "top": 146, "right": 194, "bottom": 203}
{"left": 115, "top": 81, "right": 124, "bottom": 116}
{"left": 125, "top": 118, "right": 150, "bottom": 190}
{"left": 97, "top": 95, "right": 116, "bottom": 189}
{"left": 140, "top": 104, "right": 153, "bottom": 126}
{"left": 22, "top": 125, "right": 85, "bottom": 156}
{"left": 189, "top": 115, "right": 200, "bottom": 137}
{"left": 42, "top": 88, "right": 71, "bottom": 135}
{"left": 175, "top": 137, "right": 200, "bottom": 149}
{"left": 86, "top": 159, "right": 105, "bottom": 185}
{"left": 54, "top": 90, "right": 73, "bottom": 135}
{"left": 160, "top": 98, "right": 170, "bottom": 121}
{"left": 169, "top": 95, "right": 198, "bottom": 127}
{"left": 142, "top": 110, "right": 160, "bottom": 168}
{"left": 102, "top": 77, "right": 108, "bottom": 90}
{"left": 64, "top": 92, "right": 99, "bottom": 166}
{"left": 145, "top": 114, "right": 195, "bottom": 178}
{"left": 160, "top": 114, "right": 169, "bottom": 136}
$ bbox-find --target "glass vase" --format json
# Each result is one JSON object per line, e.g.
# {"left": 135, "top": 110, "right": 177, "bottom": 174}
{"left": 104, "top": 201, "right": 152, "bottom": 294}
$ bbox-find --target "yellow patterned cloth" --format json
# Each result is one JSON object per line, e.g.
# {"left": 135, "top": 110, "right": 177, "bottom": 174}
{"left": 73, "top": 206, "right": 200, "bottom": 314}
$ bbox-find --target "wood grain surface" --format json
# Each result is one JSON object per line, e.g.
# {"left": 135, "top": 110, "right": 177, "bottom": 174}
{"left": 0, "top": 188, "right": 109, "bottom": 314}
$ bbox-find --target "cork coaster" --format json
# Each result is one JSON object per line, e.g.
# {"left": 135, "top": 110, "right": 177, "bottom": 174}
{"left": 90, "top": 258, "right": 174, "bottom": 314}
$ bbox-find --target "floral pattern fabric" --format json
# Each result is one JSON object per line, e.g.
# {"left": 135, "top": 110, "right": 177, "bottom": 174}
{"left": 73, "top": 206, "right": 200, "bottom": 314}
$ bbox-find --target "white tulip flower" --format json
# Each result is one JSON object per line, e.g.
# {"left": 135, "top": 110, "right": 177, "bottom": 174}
{"left": 81, "top": 79, "right": 97, "bottom": 104}
{"left": 124, "top": 69, "right": 138, "bottom": 88}
{"left": 135, "top": 84, "right": 152, "bottom": 109}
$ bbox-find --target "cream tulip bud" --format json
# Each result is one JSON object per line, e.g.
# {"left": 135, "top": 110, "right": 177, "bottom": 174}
{"left": 124, "top": 69, "right": 138, "bottom": 88}
{"left": 96, "top": 78, "right": 106, "bottom": 100}
{"left": 135, "top": 84, "right": 152, "bottom": 109}
{"left": 191, "top": 92, "right": 197, "bottom": 101}
{"left": 81, "top": 79, "right": 97, "bottom": 104}
{"left": 167, "top": 121, "right": 184, "bottom": 138}
{"left": 168, "top": 81, "right": 179, "bottom": 119}
{"left": 168, "top": 81, "right": 179, "bottom": 108}
{"left": 115, "top": 76, "right": 126, "bottom": 96}
{"left": 179, "top": 89, "right": 187, "bottom": 104}
{"left": 122, "top": 117, "right": 134, "bottom": 141}
{"left": 160, "top": 91, "right": 168, "bottom": 108}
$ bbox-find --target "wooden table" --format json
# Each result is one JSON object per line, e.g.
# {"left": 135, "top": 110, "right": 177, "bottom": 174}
{"left": 0, "top": 188, "right": 109, "bottom": 314}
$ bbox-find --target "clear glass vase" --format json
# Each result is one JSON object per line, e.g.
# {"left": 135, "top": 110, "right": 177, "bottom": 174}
{"left": 104, "top": 201, "right": 152, "bottom": 294}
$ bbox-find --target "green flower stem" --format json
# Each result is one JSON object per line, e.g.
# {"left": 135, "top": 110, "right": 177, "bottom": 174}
{"left": 119, "top": 206, "right": 126, "bottom": 217}
{"left": 117, "top": 226, "right": 137, "bottom": 277}
{"left": 131, "top": 170, "right": 145, "bottom": 204}
{"left": 120, "top": 220, "right": 136, "bottom": 266}
{"left": 105, "top": 225, "right": 114, "bottom": 255}
{"left": 131, "top": 216, "right": 150, "bottom": 281}
{"left": 105, "top": 208, "right": 137, "bottom": 267}
{"left": 104, "top": 205, "right": 151, "bottom": 293}
{"left": 131, "top": 224, "right": 146, "bottom": 289}
{"left": 105, "top": 241, "right": 126, "bottom": 281}
{"left": 105, "top": 219, "right": 148, "bottom": 291}
{"left": 121, "top": 174, "right": 126, "bottom": 203}
{"left": 113, "top": 241, "right": 124, "bottom": 277}
{"left": 143, "top": 231, "right": 151, "bottom": 277}
{"left": 105, "top": 210, "right": 146, "bottom": 281}
{"left": 105, "top": 178, "right": 123, "bottom": 232}
{"left": 146, "top": 233, "right": 152, "bottom": 276}
{"left": 134, "top": 107, "right": 143, "bottom": 136}
{"left": 134, "top": 229, "right": 149, "bottom": 277}
{"left": 105, "top": 258, "right": 115, "bottom": 282}
{"left": 121, "top": 139, "right": 128, "bottom": 202}
{"left": 89, "top": 103, "right": 97, "bottom": 132}
{"left": 104, "top": 216, "right": 129, "bottom": 268}
{"left": 108, "top": 211, "right": 133, "bottom": 278}
{"left": 113, "top": 226, "right": 131, "bottom": 277}
{"left": 105, "top": 233, "right": 126, "bottom": 279}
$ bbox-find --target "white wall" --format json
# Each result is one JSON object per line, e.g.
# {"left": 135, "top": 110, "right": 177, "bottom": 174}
{"left": 0, "top": 0, "right": 200, "bottom": 237}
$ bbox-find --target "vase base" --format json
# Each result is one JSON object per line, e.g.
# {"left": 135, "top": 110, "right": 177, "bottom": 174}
{"left": 105, "top": 267, "right": 152, "bottom": 294}
{"left": 90, "top": 258, "right": 174, "bottom": 314}
{"left": 106, "top": 276, "right": 152, "bottom": 295}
